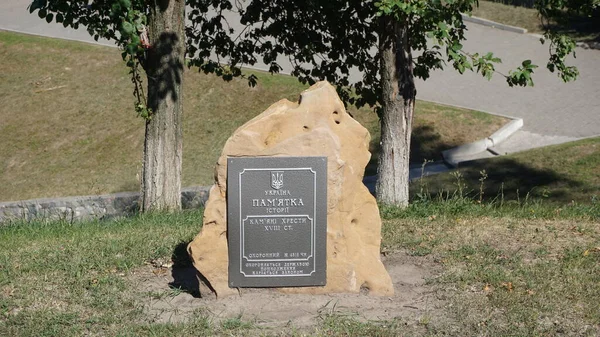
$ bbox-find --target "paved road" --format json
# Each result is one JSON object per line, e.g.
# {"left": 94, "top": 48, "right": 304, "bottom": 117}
{"left": 414, "top": 23, "right": 600, "bottom": 154}
{"left": 0, "top": 0, "right": 113, "bottom": 46}
{"left": 417, "top": 25, "right": 600, "bottom": 139}
{"left": 2, "top": 0, "right": 599, "bottom": 153}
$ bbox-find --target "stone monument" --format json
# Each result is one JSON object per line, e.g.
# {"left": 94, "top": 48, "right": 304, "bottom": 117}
{"left": 187, "top": 81, "right": 394, "bottom": 297}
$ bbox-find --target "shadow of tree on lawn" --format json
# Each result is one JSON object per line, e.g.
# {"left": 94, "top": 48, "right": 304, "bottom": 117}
{"left": 365, "top": 124, "right": 456, "bottom": 177}
{"left": 169, "top": 241, "right": 201, "bottom": 298}
{"left": 365, "top": 122, "right": 591, "bottom": 204}
{"left": 418, "top": 157, "right": 589, "bottom": 204}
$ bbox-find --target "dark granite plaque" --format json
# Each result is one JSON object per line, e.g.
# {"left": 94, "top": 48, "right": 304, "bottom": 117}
{"left": 227, "top": 156, "right": 327, "bottom": 288}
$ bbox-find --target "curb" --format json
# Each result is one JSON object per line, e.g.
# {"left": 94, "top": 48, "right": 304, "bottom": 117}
{"left": 0, "top": 186, "right": 210, "bottom": 224}
{"left": 490, "top": 117, "right": 524, "bottom": 145}
{"left": 461, "top": 13, "right": 528, "bottom": 34}
{"left": 442, "top": 118, "right": 523, "bottom": 166}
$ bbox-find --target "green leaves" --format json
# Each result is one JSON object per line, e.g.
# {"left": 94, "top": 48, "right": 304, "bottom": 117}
{"left": 375, "top": 0, "right": 427, "bottom": 19}
{"left": 544, "top": 32, "right": 579, "bottom": 83}
{"left": 135, "top": 103, "right": 152, "bottom": 120}
{"left": 447, "top": 41, "right": 473, "bottom": 75}
{"left": 120, "top": 0, "right": 132, "bottom": 10}
{"left": 507, "top": 60, "right": 539, "bottom": 87}
{"left": 114, "top": 2, "right": 148, "bottom": 58}
{"left": 121, "top": 21, "right": 135, "bottom": 35}
{"left": 533, "top": 0, "right": 583, "bottom": 84}
{"left": 472, "top": 52, "right": 501, "bottom": 81}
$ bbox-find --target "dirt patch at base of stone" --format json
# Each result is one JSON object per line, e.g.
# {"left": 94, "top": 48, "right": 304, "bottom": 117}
{"left": 129, "top": 251, "right": 445, "bottom": 330}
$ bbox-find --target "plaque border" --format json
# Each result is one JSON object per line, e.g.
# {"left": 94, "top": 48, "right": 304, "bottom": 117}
{"left": 227, "top": 156, "right": 327, "bottom": 288}
{"left": 239, "top": 167, "right": 317, "bottom": 278}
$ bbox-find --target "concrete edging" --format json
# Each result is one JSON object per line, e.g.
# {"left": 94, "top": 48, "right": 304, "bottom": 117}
{"left": 461, "top": 13, "right": 528, "bottom": 34}
{"left": 0, "top": 186, "right": 210, "bottom": 224}
{"left": 442, "top": 118, "right": 524, "bottom": 166}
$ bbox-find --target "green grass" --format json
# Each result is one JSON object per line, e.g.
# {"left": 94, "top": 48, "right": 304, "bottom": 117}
{"left": 0, "top": 210, "right": 222, "bottom": 336}
{"left": 0, "top": 30, "right": 506, "bottom": 202}
{"left": 472, "top": 0, "right": 545, "bottom": 33}
{"left": 317, "top": 314, "right": 405, "bottom": 336}
{"left": 380, "top": 212, "right": 600, "bottom": 336}
{"left": 415, "top": 137, "right": 600, "bottom": 205}
{"left": 1, "top": 199, "right": 599, "bottom": 336}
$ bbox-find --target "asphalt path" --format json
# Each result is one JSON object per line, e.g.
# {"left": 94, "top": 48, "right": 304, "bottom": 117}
{"left": 0, "top": 0, "right": 114, "bottom": 47}
{"left": 2, "top": 0, "right": 599, "bottom": 151}
{"left": 415, "top": 24, "right": 600, "bottom": 139}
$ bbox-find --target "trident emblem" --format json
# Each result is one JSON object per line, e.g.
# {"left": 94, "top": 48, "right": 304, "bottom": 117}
{"left": 271, "top": 171, "right": 284, "bottom": 190}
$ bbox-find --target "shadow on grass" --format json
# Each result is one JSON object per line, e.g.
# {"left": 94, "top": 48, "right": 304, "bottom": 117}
{"left": 486, "top": 0, "right": 536, "bottom": 8}
{"left": 169, "top": 241, "right": 201, "bottom": 298}
{"left": 546, "top": 12, "right": 600, "bottom": 43}
{"left": 411, "top": 125, "right": 446, "bottom": 164}
{"left": 481, "top": 1, "right": 599, "bottom": 42}
{"left": 365, "top": 125, "right": 455, "bottom": 177}
{"left": 420, "top": 157, "right": 589, "bottom": 204}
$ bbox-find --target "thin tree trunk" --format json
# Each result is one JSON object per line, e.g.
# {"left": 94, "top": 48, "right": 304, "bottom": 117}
{"left": 376, "top": 17, "right": 416, "bottom": 207}
{"left": 141, "top": 0, "right": 185, "bottom": 212}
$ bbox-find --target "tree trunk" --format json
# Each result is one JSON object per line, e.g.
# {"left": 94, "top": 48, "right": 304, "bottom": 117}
{"left": 376, "top": 17, "right": 416, "bottom": 207}
{"left": 141, "top": 0, "right": 185, "bottom": 212}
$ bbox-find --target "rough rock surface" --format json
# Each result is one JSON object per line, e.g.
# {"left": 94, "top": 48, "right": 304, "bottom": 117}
{"left": 187, "top": 81, "right": 394, "bottom": 297}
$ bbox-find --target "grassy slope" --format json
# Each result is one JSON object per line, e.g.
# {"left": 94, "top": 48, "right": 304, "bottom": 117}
{"left": 0, "top": 31, "right": 506, "bottom": 202}
{"left": 472, "top": 0, "right": 544, "bottom": 33}
{"left": 417, "top": 137, "right": 600, "bottom": 204}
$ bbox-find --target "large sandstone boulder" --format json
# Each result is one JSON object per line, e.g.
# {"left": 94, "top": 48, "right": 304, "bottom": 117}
{"left": 187, "top": 81, "right": 394, "bottom": 297}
